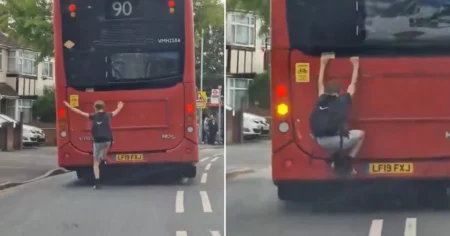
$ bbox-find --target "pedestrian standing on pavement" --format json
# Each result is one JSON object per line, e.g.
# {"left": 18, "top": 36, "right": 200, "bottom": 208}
{"left": 208, "top": 115, "right": 218, "bottom": 145}
{"left": 309, "top": 55, "right": 365, "bottom": 175}
{"left": 203, "top": 116, "right": 210, "bottom": 144}
{"left": 63, "top": 100, "right": 124, "bottom": 189}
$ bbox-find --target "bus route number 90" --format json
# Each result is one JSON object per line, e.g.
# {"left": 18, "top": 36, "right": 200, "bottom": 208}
{"left": 108, "top": 0, "right": 135, "bottom": 18}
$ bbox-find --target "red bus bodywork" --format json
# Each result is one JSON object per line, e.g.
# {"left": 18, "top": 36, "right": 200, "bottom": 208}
{"left": 271, "top": 1, "right": 450, "bottom": 184}
{"left": 53, "top": 0, "right": 198, "bottom": 175}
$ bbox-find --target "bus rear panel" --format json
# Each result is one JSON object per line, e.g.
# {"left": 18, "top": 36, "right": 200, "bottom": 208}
{"left": 53, "top": 0, "right": 198, "bottom": 175}
{"left": 271, "top": 0, "right": 450, "bottom": 184}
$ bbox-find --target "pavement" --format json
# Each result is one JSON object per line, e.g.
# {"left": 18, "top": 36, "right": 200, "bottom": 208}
{"left": 0, "top": 147, "right": 224, "bottom": 236}
{"left": 226, "top": 141, "right": 450, "bottom": 236}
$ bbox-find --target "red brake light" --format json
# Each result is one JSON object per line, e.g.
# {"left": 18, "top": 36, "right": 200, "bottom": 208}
{"left": 168, "top": 0, "right": 175, "bottom": 7}
{"left": 69, "top": 4, "right": 76, "bottom": 12}
{"left": 58, "top": 108, "right": 66, "bottom": 117}
{"left": 275, "top": 85, "right": 287, "bottom": 97}
{"left": 186, "top": 104, "right": 194, "bottom": 113}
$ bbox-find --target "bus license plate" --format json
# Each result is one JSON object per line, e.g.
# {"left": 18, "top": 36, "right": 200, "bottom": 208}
{"left": 369, "top": 163, "right": 413, "bottom": 174}
{"left": 115, "top": 154, "right": 144, "bottom": 162}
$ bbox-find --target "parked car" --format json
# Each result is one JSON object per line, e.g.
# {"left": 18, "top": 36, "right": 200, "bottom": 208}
{"left": 0, "top": 114, "right": 46, "bottom": 145}
{"left": 244, "top": 112, "right": 270, "bottom": 136}
{"left": 243, "top": 117, "right": 262, "bottom": 139}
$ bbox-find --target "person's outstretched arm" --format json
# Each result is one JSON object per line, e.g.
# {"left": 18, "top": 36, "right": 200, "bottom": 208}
{"left": 347, "top": 57, "right": 360, "bottom": 97}
{"left": 111, "top": 101, "right": 124, "bottom": 117}
{"left": 64, "top": 101, "right": 89, "bottom": 118}
{"left": 318, "top": 53, "right": 334, "bottom": 96}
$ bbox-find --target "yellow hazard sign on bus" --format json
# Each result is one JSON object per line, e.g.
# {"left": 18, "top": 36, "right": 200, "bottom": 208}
{"left": 69, "top": 95, "right": 79, "bottom": 107}
{"left": 295, "top": 63, "right": 310, "bottom": 83}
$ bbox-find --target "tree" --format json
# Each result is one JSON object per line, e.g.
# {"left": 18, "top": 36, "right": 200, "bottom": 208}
{"left": 0, "top": 0, "right": 53, "bottom": 61}
{"left": 226, "top": 0, "right": 269, "bottom": 36}
{"left": 32, "top": 86, "right": 56, "bottom": 123}
{"left": 195, "top": 26, "right": 224, "bottom": 93}
{"left": 248, "top": 70, "right": 270, "bottom": 109}
{"left": 194, "top": 0, "right": 224, "bottom": 42}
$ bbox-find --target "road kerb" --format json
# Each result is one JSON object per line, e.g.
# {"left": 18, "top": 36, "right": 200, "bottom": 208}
{"left": 226, "top": 168, "right": 255, "bottom": 179}
{"left": 0, "top": 168, "right": 71, "bottom": 191}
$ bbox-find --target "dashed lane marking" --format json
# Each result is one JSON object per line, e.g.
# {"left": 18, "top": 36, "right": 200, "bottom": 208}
{"left": 201, "top": 173, "right": 208, "bottom": 183}
{"left": 404, "top": 218, "right": 417, "bottom": 236}
{"left": 200, "top": 157, "right": 210, "bottom": 162}
{"left": 213, "top": 153, "right": 223, "bottom": 156}
{"left": 210, "top": 231, "right": 221, "bottom": 236}
{"left": 176, "top": 191, "right": 184, "bottom": 213}
{"left": 200, "top": 191, "right": 212, "bottom": 213}
{"left": 211, "top": 156, "right": 220, "bottom": 162}
{"left": 368, "top": 219, "right": 383, "bottom": 236}
{"left": 176, "top": 231, "right": 187, "bottom": 236}
{"left": 205, "top": 163, "right": 212, "bottom": 171}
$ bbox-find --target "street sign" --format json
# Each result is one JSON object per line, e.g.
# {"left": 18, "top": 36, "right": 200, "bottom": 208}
{"left": 196, "top": 91, "right": 207, "bottom": 109}
{"left": 211, "top": 89, "right": 220, "bottom": 97}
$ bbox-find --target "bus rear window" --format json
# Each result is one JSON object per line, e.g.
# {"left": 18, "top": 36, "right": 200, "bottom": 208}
{"left": 60, "top": 0, "right": 185, "bottom": 88}
{"left": 286, "top": 0, "right": 450, "bottom": 56}
{"left": 110, "top": 52, "right": 180, "bottom": 80}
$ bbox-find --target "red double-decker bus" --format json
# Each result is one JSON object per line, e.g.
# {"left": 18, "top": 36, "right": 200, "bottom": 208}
{"left": 53, "top": 0, "right": 198, "bottom": 180}
{"left": 271, "top": 0, "right": 450, "bottom": 201}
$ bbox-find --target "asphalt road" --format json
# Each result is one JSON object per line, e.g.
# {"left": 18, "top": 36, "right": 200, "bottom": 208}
{"left": 226, "top": 141, "right": 450, "bottom": 236}
{"left": 0, "top": 148, "right": 224, "bottom": 236}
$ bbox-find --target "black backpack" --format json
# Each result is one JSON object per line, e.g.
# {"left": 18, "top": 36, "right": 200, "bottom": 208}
{"left": 309, "top": 96, "right": 345, "bottom": 138}
{"left": 91, "top": 113, "right": 113, "bottom": 142}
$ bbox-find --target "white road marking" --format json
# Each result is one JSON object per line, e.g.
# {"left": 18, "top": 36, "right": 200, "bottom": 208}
{"left": 404, "top": 218, "right": 417, "bottom": 236}
{"left": 368, "top": 219, "right": 383, "bottom": 236}
{"left": 176, "top": 231, "right": 187, "bottom": 236}
{"left": 200, "top": 157, "right": 210, "bottom": 162}
{"left": 211, "top": 156, "right": 220, "bottom": 162}
{"left": 200, "top": 191, "right": 212, "bottom": 212}
{"left": 210, "top": 231, "right": 221, "bottom": 236}
{"left": 201, "top": 173, "right": 208, "bottom": 183}
{"left": 213, "top": 153, "right": 223, "bottom": 156}
{"left": 175, "top": 191, "right": 184, "bottom": 213}
{"left": 205, "top": 163, "right": 212, "bottom": 171}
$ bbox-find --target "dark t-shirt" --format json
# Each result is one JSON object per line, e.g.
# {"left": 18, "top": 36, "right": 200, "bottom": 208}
{"left": 317, "top": 93, "right": 352, "bottom": 134}
{"left": 89, "top": 112, "right": 113, "bottom": 142}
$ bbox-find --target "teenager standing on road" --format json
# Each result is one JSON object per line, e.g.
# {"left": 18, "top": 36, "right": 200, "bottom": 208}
{"left": 64, "top": 100, "right": 124, "bottom": 189}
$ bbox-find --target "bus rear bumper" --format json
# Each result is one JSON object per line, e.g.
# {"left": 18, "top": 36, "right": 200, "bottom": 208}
{"left": 272, "top": 142, "right": 450, "bottom": 182}
{"left": 58, "top": 139, "right": 199, "bottom": 169}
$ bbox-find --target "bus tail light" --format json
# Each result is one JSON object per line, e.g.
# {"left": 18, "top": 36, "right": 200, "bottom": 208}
{"left": 278, "top": 122, "right": 289, "bottom": 133}
{"left": 69, "top": 4, "right": 76, "bottom": 17}
{"left": 187, "top": 126, "right": 194, "bottom": 133}
{"left": 186, "top": 104, "right": 194, "bottom": 113}
{"left": 168, "top": 0, "right": 175, "bottom": 13}
{"left": 284, "top": 159, "right": 293, "bottom": 168}
{"left": 58, "top": 108, "right": 67, "bottom": 136}
{"left": 277, "top": 103, "right": 289, "bottom": 116}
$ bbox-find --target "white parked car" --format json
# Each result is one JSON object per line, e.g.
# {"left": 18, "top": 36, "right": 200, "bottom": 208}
{"left": 0, "top": 114, "right": 46, "bottom": 146}
{"left": 243, "top": 117, "right": 262, "bottom": 139}
{"left": 244, "top": 113, "right": 270, "bottom": 136}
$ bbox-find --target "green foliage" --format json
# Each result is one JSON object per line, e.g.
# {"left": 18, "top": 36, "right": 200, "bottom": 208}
{"left": 195, "top": 26, "right": 224, "bottom": 93}
{"left": 32, "top": 86, "right": 55, "bottom": 123}
{"left": 226, "top": 0, "right": 270, "bottom": 36}
{"left": 194, "top": 0, "right": 224, "bottom": 42}
{"left": 248, "top": 71, "right": 270, "bottom": 109}
{"left": 0, "top": 0, "right": 53, "bottom": 61}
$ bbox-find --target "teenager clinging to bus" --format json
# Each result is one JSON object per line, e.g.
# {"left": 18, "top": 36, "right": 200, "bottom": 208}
{"left": 64, "top": 100, "right": 124, "bottom": 189}
{"left": 309, "top": 54, "right": 365, "bottom": 175}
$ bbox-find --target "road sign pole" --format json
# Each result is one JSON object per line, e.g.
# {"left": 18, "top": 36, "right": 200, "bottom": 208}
{"left": 217, "top": 86, "right": 222, "bottom": 144}
{"left": 199, "top": 29, "right": 204, "bottom": 143}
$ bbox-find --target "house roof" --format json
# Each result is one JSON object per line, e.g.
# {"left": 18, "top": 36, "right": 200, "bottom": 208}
{"left": 0, "top": 83, "right": 18, "bottom": 98}
{"left": 0, "top": 32, "right": 21, "bottom": 49}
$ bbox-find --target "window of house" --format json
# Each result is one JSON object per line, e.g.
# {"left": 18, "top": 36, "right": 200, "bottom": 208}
{"left": 7, "top": 50, "right": 16, "bottom": 72}
{"left": 226, "top": 77, "right": 252, "bottom": 109}
{"left": 18, "top": 99, "right": 34, "bottom": 123}
{"left": 230, "top": 14, "right": 256, "bottom": 47}
{"left": 8, "top": 50, "right": 37, "bottom": 75}
{"left": 41, "top": 60, "right": 53, "bottom": 78}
